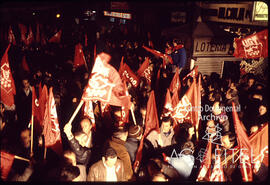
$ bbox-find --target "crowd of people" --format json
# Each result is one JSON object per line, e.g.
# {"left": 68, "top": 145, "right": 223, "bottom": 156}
{"left": 0, "top": 20, "right": 268, "bottom": 182}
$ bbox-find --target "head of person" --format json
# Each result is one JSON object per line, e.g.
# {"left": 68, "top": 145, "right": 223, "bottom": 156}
{"left": 112, "top": 126, "right": 128, "bottom": 142}
{"left": 20, "top": 128, "right": 31, "bottom": 148}
{"left": 221, "top": 132, "right": 236, "bottom": 149}
{"left": 140, "top": 105, "right": 147, "bottom": 121}
{"left": 102, "top": 147, "right": 118, "bottom": 168}
{"left": 0, "top": 102, "right": 5, "bottom": 115}
{"left": 161, "top": 116, "right": 173, "bottom": 134}
{"left": 22, "top": 78, "right": 30, "bottom": 90}
{"left": 259, "top": 102, "right": 267, "bottom": 116}
{"left": 63, "top": 150, "right": 76, "bottom": 166}
{"left": 74, "top": 131, "right": 88, "bottom": 147}
{"left": 128, "top": 125, "right": 143, "bottom": 140}
{"left": 80, "top": 117, "right": 92, "bottom": 135}
{"left": 247, "top": 76, "right": 255, "bottom": 88}
{"left": 177, "top": 122, "right": 194, "bottom": 142}
{"left": 112, "top": 107, "right": 122, "bottom": 124}
{"left": 180, "top": 141, "right": 195, "bottom": 156}
{"left": 212, "top": 101, "right": 223, "bottom": 116}
{"left": 206, "top": 120, "right": 216, "bottom": 136}
{"left": 226, "top": 89, "right": 238, "bottom": 100}
{"left": 60, "top": 165, "right": 80, "bottom": 181}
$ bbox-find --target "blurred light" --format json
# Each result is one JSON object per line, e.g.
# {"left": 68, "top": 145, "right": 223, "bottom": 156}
{"left": 93, "top": 11, "right": 96, "bottom": 13}
{"left": 33, "top": 12, "right": 36, "bottom": 16}
{"left": 56, "top": 13, "right": 61, "bottom": 18}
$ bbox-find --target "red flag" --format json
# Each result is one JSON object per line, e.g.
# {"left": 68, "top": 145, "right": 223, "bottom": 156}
{"left": 197, "top": 141, "right": 212, "bottom": 181}
{"left": 8, "top": 26, "right": 16, "bottom": 45}
{"left": 82, "top": 53, "right": 132, "bottom": 109}
{"left": 137, "top": 57, "right": 152, "bottom": 85}
{"left": 21, "top": 56, "right": 30, "bottom": 72}
{"left": 162, "top": 89, "right": 173, "bottom": 117}
{"left": 233, "top": 29, "right": 268, "bottom": 59}
{"left": 142, "top": 45, "right": 173, "bottom": 67}
{"left": 39, "top": 84, "right": 48, "bottom": 126}
{"left": 183, "top": 65, "right": 199, "bottom": 81}
{"left": 249, "top": 123, "right": 268, "bottom": 172}
{"left": 83, "top": 101, "right": 96, "bottom": 130}
{"left": 42, "top": 87, "right": 62, "bottom": 155}
{"left": 48, "top": 29, "right": 62, "bottom": 43}
{"left": 169, "top": 68, "right": 181, "bottom": 93}
{"left": 172, "top": 79, "right": 198, "bottom": 125}
{"left": 232, "top": 102, "right": 253, "bottom": 181}
{"left": 74, "top": 43, "right": 87, "bottom": 69}
{"left": 119, "top": 57, "right": 140, "bottom": 88}
{"left": 18, "top": 23, "right": 27, "bottom": 43}
{"left": 210, "top": 145, "right": 225, "bottom": 181}
{"left": 134, "top": 91, "right": 160, "bottom": 172}
{"left": 0, "top": 44, "right": 16, "bottom": 109}
{"left": 84, "top": 34, "right": 88, "bottom": 47}
{"left": 25, "top": 26, "right": 34, "bottom": 46}
{"left": 31, "top": 86, "right": 42, "bottom": 124}
{"left": 0, "top": 151, "right": 15, "bottom": 181}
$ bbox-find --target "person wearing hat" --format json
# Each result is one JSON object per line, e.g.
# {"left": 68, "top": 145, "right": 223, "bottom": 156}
{"left": 125, "top": 125, "right": 143, "bottom": 164}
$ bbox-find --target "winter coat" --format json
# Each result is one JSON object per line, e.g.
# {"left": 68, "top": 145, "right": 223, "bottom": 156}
{"left": 68, "top": 138, "right": 91, "bottom": 166}
{"left": 125, "top": 137, "right": 140, "bottom": 164}
{"left": 108, "top": 137, "right": 133, "bottom": 181}
{"left": 87, "top": 159, "right": 125, "bottom": 181}
{"left": 146, "top": 125, "right": 175, "bottom": 148}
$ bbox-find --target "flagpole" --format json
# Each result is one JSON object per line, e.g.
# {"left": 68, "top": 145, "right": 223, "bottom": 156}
{"left": 130, "top": 106, "right": 137, "bottom": 125}
{"left": 68, "top": 100, "right": 84, "bottom": 124}
{"left": 30, "top": 115, "right": 34, "bottom": 157}
{"left": 14, "top": 155, "right": 30, "bottom": 162}
{"left": 44, "top": 147, "right": 47, "bottom": 160}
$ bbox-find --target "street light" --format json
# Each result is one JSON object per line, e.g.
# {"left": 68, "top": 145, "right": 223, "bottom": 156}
{"left": 56, "top": 13, "right": 61, "bottom": 18}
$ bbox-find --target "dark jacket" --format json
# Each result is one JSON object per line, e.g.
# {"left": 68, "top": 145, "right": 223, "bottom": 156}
{"left": 87, "top": 159, "right": 125, "bottom": 181}
{"left": 108, "top": 137, "right": 133, "bottom": 181}
{"left": 68, "top": 138, "right": 91, "bottom": 166}
{"left": 125, "top": 137, "right": 140, "bottom": 164}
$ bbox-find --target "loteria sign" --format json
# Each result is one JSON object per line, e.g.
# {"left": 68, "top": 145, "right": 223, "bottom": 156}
{"left": 104, "top": 11, "right": 132, "bottom": 19}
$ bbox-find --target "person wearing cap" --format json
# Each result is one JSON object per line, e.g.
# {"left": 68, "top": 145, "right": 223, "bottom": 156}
{"left": 125, "top": 125, "right": 143, "bottom": 164}
{"left": 87, "top": 147, "right": 125, "bottom": 181}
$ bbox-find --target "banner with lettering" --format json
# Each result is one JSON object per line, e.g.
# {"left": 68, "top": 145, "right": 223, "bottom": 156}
{"left": 233, "top": 29, "right": 268, "bottom": 59}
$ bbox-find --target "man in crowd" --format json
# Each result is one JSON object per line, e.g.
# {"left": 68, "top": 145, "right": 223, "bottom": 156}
{"left": 87, "top": 147, "right": 125, "bottom": 181}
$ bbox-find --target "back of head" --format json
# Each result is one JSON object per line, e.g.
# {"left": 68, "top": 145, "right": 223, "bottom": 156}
{"left": 60, "top": 165, "right": 80, "bottom": 181}
{"left": 104, "top": 147, "right": 117, "bottom": 160}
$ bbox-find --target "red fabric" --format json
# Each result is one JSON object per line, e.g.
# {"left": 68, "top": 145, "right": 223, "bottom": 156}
{"left": 233, "top": 29, "right": 268, "bottom": 59}
{"left": 0, "top": 44, "right": 16, "bottom": 108}
{"left": 249, "top": 123, "right": 268, "bottom": 168}
{"left": 42, "top": 87, "right": 62, "bottom": 155}
{"left": 210, "top": 145, "right": 225, "bottom": 181}
{"left": 119, "top": 57, "right": 140, "bottom": 88}
{"left": 169, "top": 68, "right": 181, "bottom": 93}
{"left": 183, "top": 66, "right": 198, "bottom": 81}
{"left": 8, "top": 26, "right": 16, "bottom": 45}
{"left": 163, "top": 89, "right": 173, "bottom": 116}
{"left": 134, "top": 91, "right": 160, "bottom": 171}
{"left": 0, "top": 151, "right": 15, "bottom": 181}
{"left": 21, "top": 56, "right": 30, "bottom": 72}
{"left": 31, "top": 86, "right": 42, "bottom": 125}
{"left": 172, "top": 79, "right": 198, "bottom": 126}
{"left": 137, "top": 57, "right": 152, "bottom": 85}
{"left": 36, "top": 23, "right": 40, "bottom": 43}
{"left": 232, "top": 102, "right": 253, "bottom": 181}
{"left": 173, "top": 44, "right": 184, "bottom": 51}
{"left": 25, "top": 26, "right": 34, "bottom": 46}
{"left": 39, "top": 84, "right": 48, "bottom": 127}
{"left": 74, "top": 43, "right": 87, "bottom": 68}
{"left": 142, "top": 46, "right": 173, "bottom": 67}
{"left": 82, "top": 53, "right": 131, "bottom": 109}
{"left": 18, "top": 23, "right": 27, "bottom": 43}
{"left": 197, "top": 141, "right": 212, "bottom": 181}
{"left": 48, "top": 30, "right": 62, "bottom": 43}
{"left": 83, "top": 101, "right": 96, "bottom": 130}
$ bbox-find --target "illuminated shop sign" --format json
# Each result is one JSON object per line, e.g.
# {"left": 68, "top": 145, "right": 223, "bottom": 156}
{"left": 103, "top": 11, "right": 132, "bottom": 19}
{"left": 193, "top": 38, "right": 231, "bottom": 57}
{"left": 201, "top": 3, "right": 267, "bottom": 26}
{"left": 253, "top": 1, "right": 268, "bottom": 21}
